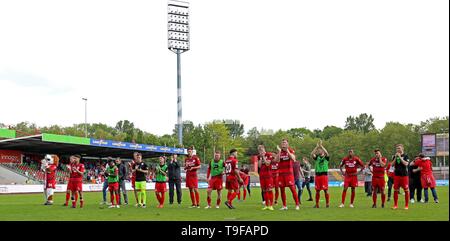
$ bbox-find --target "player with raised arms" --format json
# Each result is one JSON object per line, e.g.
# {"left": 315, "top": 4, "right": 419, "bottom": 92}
{"left": 311, "top": 140, "right": 330, "bottom": 208}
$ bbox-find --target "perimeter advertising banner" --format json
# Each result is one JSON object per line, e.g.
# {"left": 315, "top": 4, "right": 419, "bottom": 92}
{"left": 90, "top": 138, "right": 186, "bottom": 155}
{"left": 436, "top": 133, "right": 449, "bottom": 157}
{"left": 0, "top": 150, "right": 23, "bottom": 163}
{"left": 421, "top": 134, "right": 436, "bottom": 157}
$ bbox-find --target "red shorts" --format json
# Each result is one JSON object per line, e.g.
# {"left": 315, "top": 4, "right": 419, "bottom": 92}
{"left": 272, "top": 175, "right": 279, "bottom": 188}
{"left": 344, "top": 175, "right": 358, "bottom": 188}
{"left": 46, "top": 180, "right": 56, "bottom": 189}
{"left": 240, "top": 176, "right": 249, "bottom": 187}
{"left": 186, "top": 174, "right": 198, "bottom": 189}
{"left": 260, "top": 177, "right": 274, "bottom": 190}
{"left": 131, "top": 176, "right": 136, "bottom": 189}
{"left": 315, "top": 175, "right": 329, "bottom": 191}
{"left": 278, "top": 175, "right": 295, "bottom": 187}
{"left": 393, "top": 176, "right": 409, "bottom": 190}
{"left": 208, "top": 176, "right": 223, "bottom": 190}
{"left": 372, "top": 176, "right": 385, "bottom": 189}
{"left": 156, "top": 182, "right": 167, "bottom": 192}
{"left": 68, "top": 180, "right": 83, "bottom": 192}
{"left": 108, "top": 182, "right": 119, "bottom": 191}
{"left": 226, "top": 177, "right": 239, "bottom": 190}
{"left": 420, "top": 174, "right": 436, "bottom": 188}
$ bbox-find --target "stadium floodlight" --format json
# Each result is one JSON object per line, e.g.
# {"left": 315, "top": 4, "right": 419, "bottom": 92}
{"left": 168, "top": 0, "right": 190, "bottom": 146}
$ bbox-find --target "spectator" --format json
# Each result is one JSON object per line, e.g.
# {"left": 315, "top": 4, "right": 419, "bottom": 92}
{"left": 301, "top": 157, "right": 313, "bottom": 201}
{"left": 409, "top": 156, "right": 422, "bottom": 203}
{"left": 116, "top": 157, "right": 129, "bottom": 205}
{"left": 363, "top": 165, "right": 372, "bottom": 196}
{"left": 167, "top": 154, "right": 182, "bottom": 205}
{"left": 99, "top": 159, "right": 110, "bottom": 205}
{"left": 293, "top": 159, "right": 304, "bottom": 203}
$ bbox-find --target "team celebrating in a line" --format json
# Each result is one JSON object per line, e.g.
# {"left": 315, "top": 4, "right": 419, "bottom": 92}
{"left": 41, "top": 138, "right": 439, "bottom": 210}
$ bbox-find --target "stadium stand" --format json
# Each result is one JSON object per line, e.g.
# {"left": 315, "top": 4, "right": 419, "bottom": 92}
{"left": 0, "top": 164, "right": 30, "bottom": 184}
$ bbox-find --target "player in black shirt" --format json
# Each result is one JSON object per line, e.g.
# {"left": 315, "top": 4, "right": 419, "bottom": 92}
{"left": 390, "top": 144, "right": 410, "bottom": 210}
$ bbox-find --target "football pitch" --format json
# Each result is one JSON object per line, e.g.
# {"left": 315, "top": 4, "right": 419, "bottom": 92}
{"left": 0, "top": 187, "right": 448, "bottom": 221}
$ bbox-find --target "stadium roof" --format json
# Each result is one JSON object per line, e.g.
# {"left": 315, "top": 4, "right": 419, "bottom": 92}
{"left": 0, "top": 133, "right": 187, "bottom": 159}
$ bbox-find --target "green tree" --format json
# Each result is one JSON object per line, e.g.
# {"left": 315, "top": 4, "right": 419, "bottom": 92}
{"left": 321, "top": 125, "right": 343, "bottom": 140}
{"left": 345, "top": 113, "right": 375, "bottom": 134}
{"left": 223, "top": 119, "right": 244, "bottom": 139}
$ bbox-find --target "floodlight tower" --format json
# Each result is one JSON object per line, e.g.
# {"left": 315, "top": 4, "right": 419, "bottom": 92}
{"left": 168, "top": 0, "right": 190, "bottom": 147}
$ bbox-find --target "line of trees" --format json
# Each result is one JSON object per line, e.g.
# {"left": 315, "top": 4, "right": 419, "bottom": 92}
{"left": 1, "top": 114, "right": 448, "bottom": 167}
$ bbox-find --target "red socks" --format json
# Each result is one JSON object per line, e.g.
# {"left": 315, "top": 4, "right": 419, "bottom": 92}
{"left": 268, "top": 191, "right": 274, "bottom": 206}
{"left": 342, "top": 190, "right": 347, "bottom": 204}
{"left": 394, "top": 190, "right": 399, "bottom": 206}
{"left": 275, "top": 188, "right": 279, "bottom": 203}
{"left": 264, "top": 192, "right": 270, "bottom": 206}
{"left": 243, "top": 189, "right": 247, "bottom": 200}
{"left": 280, "top": 187, "right": 287, "bottom": 207}
{"left": 195, "top": 191, "right": 200, "bottom": 206}
{"left": 190, "top": 191, "right": 196, "bottom": 205}
{"left": 228, "top": 191, "right": 237, "bottom": 205}
{"left": 315, "top": 191, "right": 320, "bottom": 206}
{"left": 160, "top": 192, "right": 165, "bottom": 205}
{"left": 405, "top": 191, "right": 409, "bottom": 207}
{"left": 65, "top": 193, "right": 70, "bottom": 205}
{"left": 72, "top": 192, "right": 78, "bottom": 207}
{"left": 325, "top": 192, "right": 330, "bottom": 205}
{"left": 350, "top": 190, "right": 355, "bottom": 204}
{"left": 207, "top": 196, "right": 211, "bottom": 206}
{"left": 216, "top": 198, "right": 221, "bottom": 206}
{"left": 289, "top": 186, "right": 299, "bottom": 205}
{"left": 372, "top": 192, "right": 377, "bottom": 205}
{"left": 155, "top": 192, "right": 165, "bottom": 205}
{"left": 237, "top": 191, "right": 241, "bottom": 200}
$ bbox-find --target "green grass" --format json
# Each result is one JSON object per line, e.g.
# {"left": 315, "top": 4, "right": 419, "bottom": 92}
{"left": 0, "top": 187, "right": 448, "bottom": 221}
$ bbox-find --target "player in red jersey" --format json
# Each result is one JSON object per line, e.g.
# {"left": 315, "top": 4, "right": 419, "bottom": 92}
{"left": 258, "top": 145, "right": 275, "bottom": 211}
{"left": 410, "top": 153, "right": 439, "bottom": 203}
{"left": 368, "top": 149, "right": 387, "bottom": 208}
{"left": 271, "top": 161, "right": 280, "bottom": 205}
{"left": 63, "top": 157, "right": 75, "bottom": 206}
{"left": 339, "top": 149, "right": 365, "bottom": 208}
{"left": 390, "top": 144, "right": 410, "bottom": 210}
{"left": 185, "top": 146, "right": 201, "bottom": 208}
{"left": 67, "top": 154, "right": 85, "bottom": 208}
{"left": 224, "top": 149, "right": 244, "bottom": 209}
{"left": 41, "top": 154, "right": 59, "bottom": 205}
{"left": 386, "top": 161, "right": 396, "bottom": 201}
{"left": 274, "top": 139, "right": 300, "bottom": 210}
{"left": 237, "top": 166, "right": 249, "bottom": 201}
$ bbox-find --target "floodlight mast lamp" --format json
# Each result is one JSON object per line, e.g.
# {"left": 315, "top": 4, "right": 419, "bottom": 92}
{"left": 168, "top": 0, "right": 189, "bottom": 147}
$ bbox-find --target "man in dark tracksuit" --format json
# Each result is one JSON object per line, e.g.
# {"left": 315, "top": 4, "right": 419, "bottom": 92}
{"left": 408, "top": 157, "right": 422, "bottom": 203}
{"left": 116, "top": 158, "right": 129, "bottom": 205}
{"left": 168, "top": 154, "right": 182, "bottom": 204}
